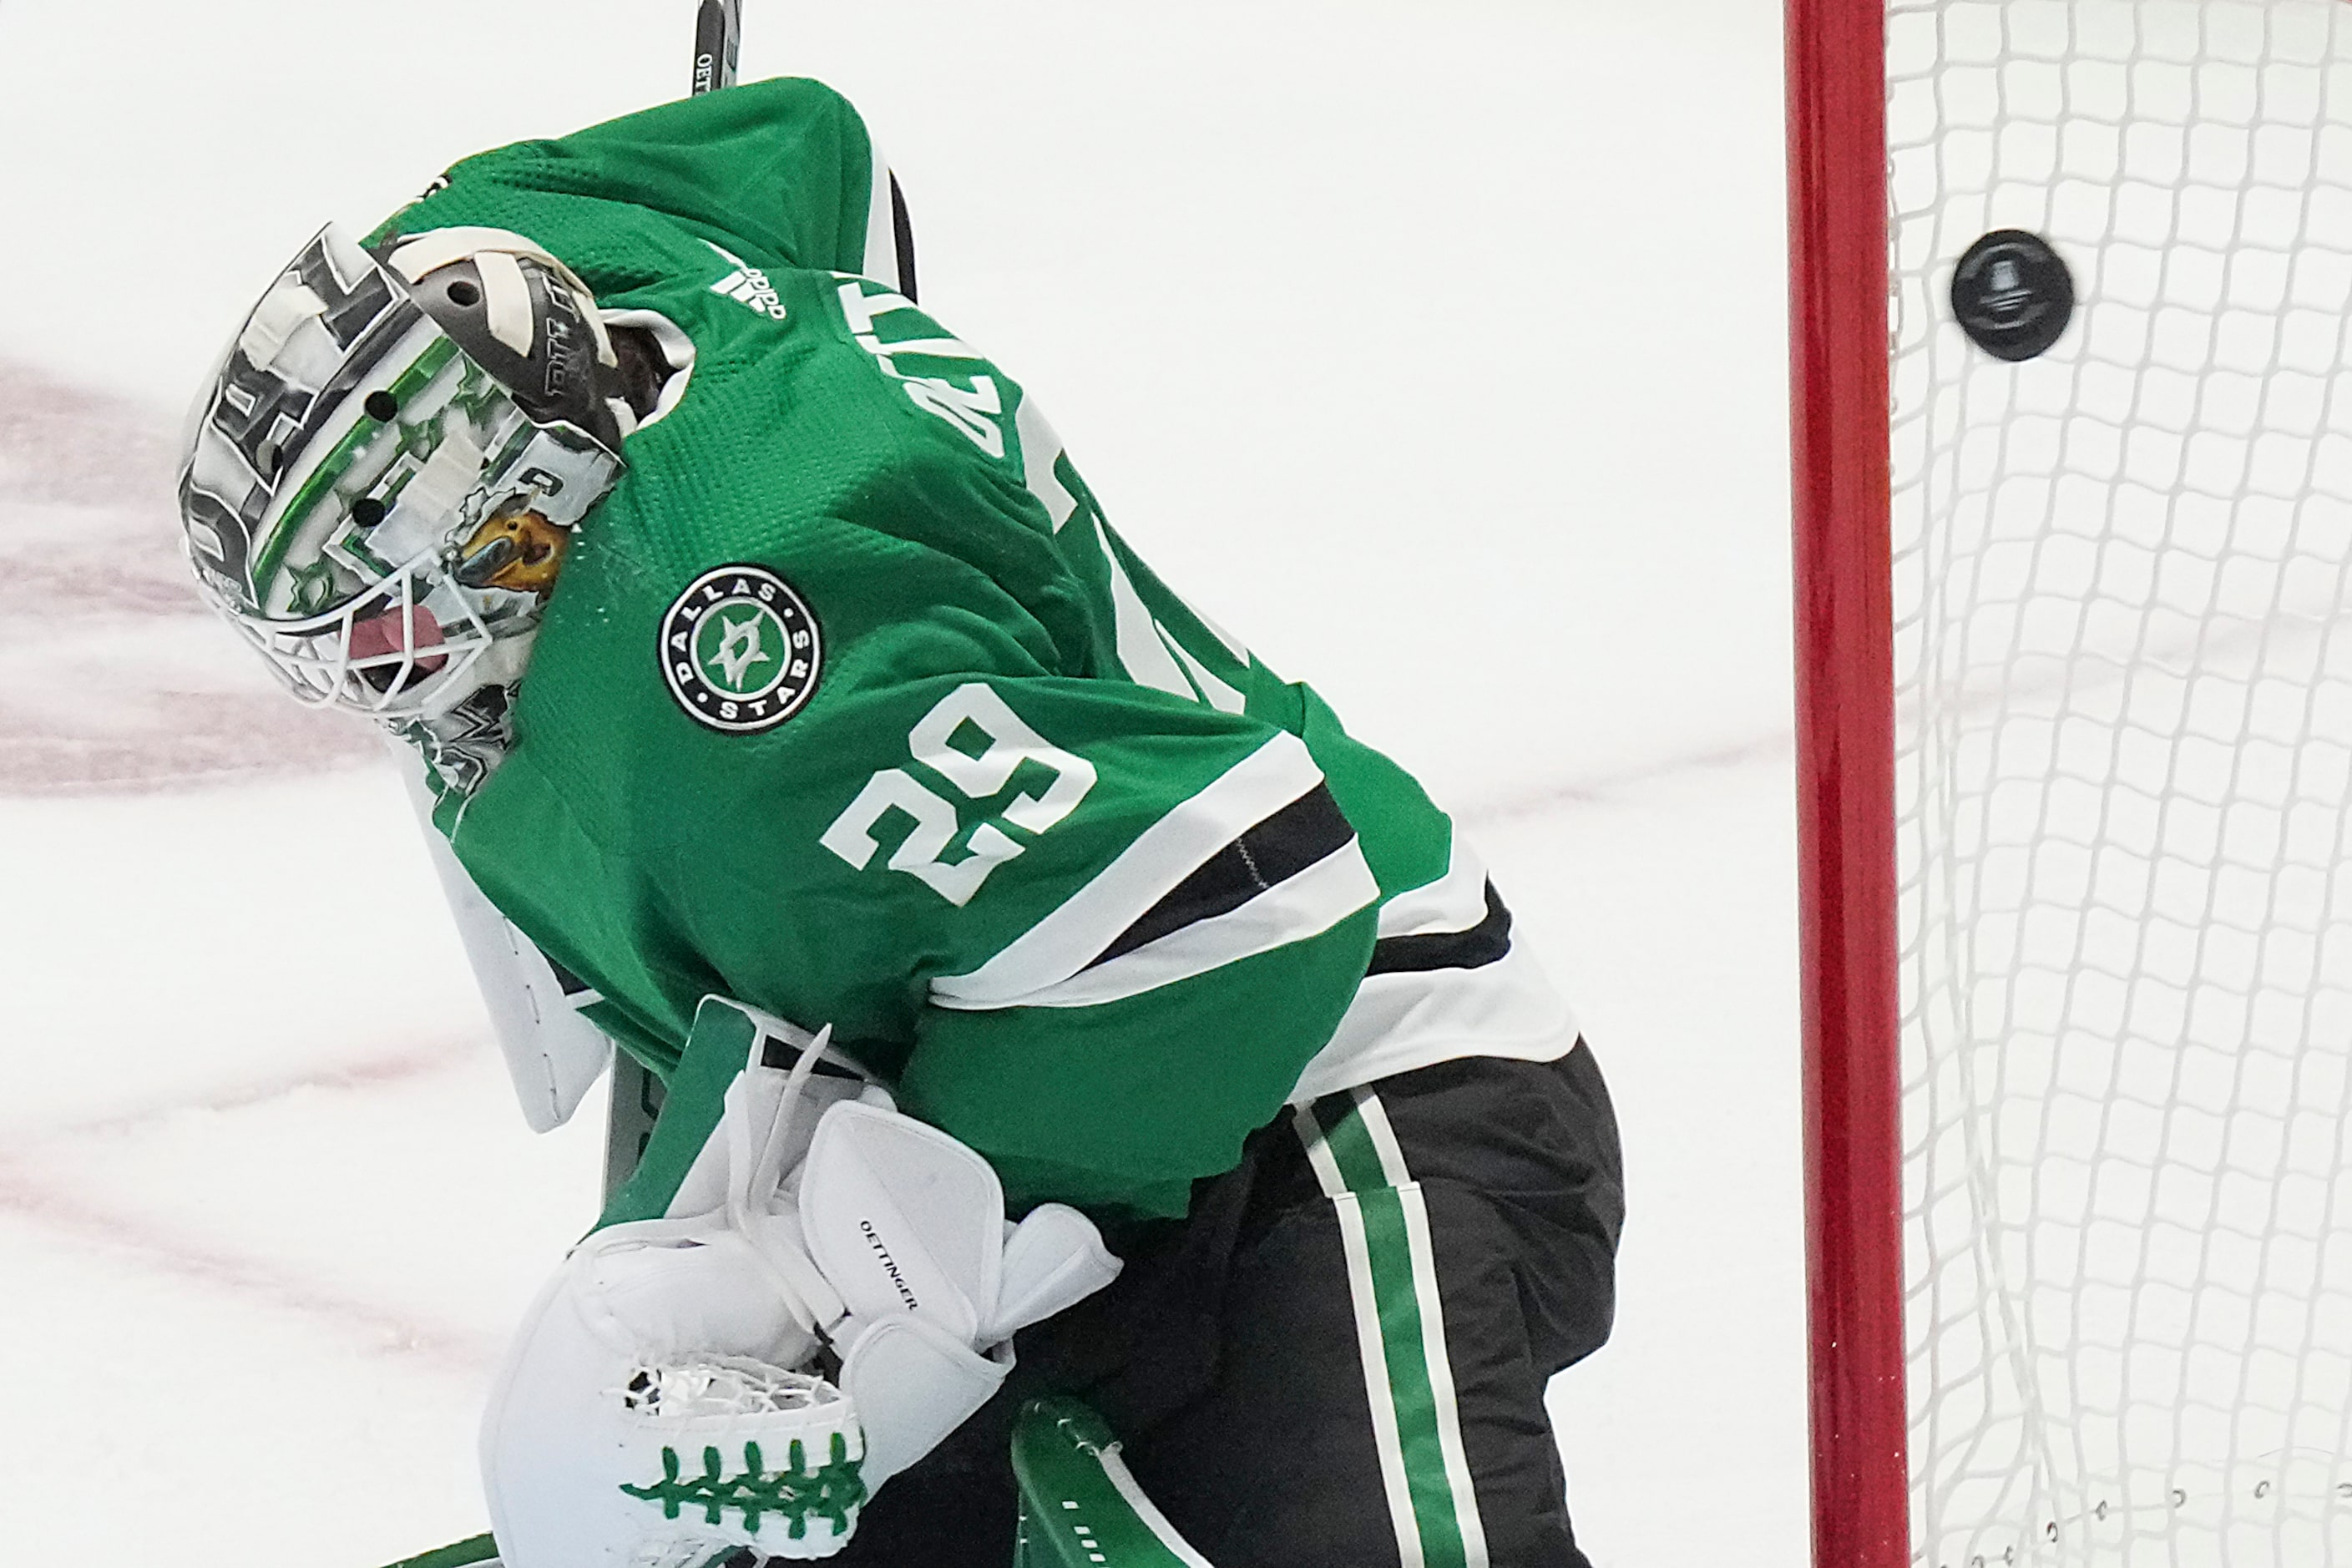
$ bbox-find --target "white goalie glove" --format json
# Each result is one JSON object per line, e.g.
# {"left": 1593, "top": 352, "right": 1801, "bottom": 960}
{"left": 481, "top": 1002, "right": 1124, "bottom": 1567}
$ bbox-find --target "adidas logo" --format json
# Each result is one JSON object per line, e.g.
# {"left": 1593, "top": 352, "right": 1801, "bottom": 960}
{"left": 705, "top": 240, "right": 789, "bottom": 322}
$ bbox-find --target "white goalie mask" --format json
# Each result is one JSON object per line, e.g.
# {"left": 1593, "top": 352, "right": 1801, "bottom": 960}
{"left": 178, "top": 224, "right": 628, "bottom": 723}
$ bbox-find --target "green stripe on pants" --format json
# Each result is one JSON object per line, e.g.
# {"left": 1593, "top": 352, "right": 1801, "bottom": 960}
{"left": 1302, "top": 1093, "right": 1484, "bottom": 1568}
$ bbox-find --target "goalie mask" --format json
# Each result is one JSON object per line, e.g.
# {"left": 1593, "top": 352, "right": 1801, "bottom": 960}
{"left": 178, "top": 224, "right": 631, "bottom": 727}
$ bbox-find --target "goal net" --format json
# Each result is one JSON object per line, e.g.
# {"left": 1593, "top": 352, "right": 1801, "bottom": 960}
{"left": 1800, "top": 1, "right": 2352, "bottom": 1564}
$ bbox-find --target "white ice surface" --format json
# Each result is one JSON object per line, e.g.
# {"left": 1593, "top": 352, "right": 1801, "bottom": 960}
{"left": 0, "top": 2, "right": 1805, "bottom": 1564}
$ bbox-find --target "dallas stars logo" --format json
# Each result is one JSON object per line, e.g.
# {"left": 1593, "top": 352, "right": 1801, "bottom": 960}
{"left": 660, "top": 564, "right": 822, "bottom": 734}
{"left": 706, "top": 611, "right": 773, "bottom": 691}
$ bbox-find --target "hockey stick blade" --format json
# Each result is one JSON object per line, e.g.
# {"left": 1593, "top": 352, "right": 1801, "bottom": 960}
{"left": 373, "top": 1535, "right": 497, "bottom": 1568}
{"left": 690, "top": 0, "right": 743, "bottom": 95}
{"left": 1011, "top": 1399, "right": 1216, "bottom": 1566}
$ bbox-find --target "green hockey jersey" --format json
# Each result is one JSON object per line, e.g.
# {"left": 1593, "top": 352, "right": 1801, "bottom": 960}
{"left": 377, "top": 79, "right": 1576, "bottom": 1222}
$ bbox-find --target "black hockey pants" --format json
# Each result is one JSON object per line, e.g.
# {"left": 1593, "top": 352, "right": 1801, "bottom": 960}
{"left": 836, "top": 1042, "right": 1626, "bottom": 1568}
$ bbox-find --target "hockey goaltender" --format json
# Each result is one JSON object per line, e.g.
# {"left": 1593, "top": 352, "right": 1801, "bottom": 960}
{"left": 175, "top": 77, "right": 1623, "bottom": 1568}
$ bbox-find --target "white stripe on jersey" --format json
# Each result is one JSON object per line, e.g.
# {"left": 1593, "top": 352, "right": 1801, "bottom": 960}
{"left": 1288, "top": 942, "right": 1579, "bottom": 1104}
{"left": 929, "top": 731, "right": 1335, "bottom": 1009}
{"left": 1014, "top": 394, "right": 1080, "bottom": 531}
{"left": 862, "top": 146, "right": 901, "bottom": 292}
{"left": 1164, "top": 629, "right": 1247, "bottom": 715}
{"left": 1374, "top": 834, "right": 1492, "bottom": 939}
{"left": 941, "top": 837, "right": 1378, "bottom": 1011}
{"left": 1096, "top": 518, "right": 1199, "bottom": 702}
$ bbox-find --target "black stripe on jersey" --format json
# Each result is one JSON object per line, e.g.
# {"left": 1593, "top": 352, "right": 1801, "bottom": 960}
{"left": 890, "top": 173, "right": 919, "bottom": 304}
{"left": 1365, "top": 881, "right": 1513, "bottom": 976}
{"left": 1089, "top": 783, "right": 1354, "bottom": 968}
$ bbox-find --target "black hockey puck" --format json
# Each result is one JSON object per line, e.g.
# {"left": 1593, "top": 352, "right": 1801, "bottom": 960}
{"left": 1950, "top": 230, "right": 2075, "bottom": 362}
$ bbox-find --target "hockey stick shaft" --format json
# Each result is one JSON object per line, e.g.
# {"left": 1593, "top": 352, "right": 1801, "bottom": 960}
{"left": 604, "top": 0, "right": 751, "bottom": 1209}
{"left": 691, "top": 0, "right": 743, "bottom": 94}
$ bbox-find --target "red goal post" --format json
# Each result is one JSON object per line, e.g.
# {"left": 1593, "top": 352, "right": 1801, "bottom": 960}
{"left": 1790, "top": 3, "right": 2352, "bottom": 1565}
{"left": 1786, "top": 0, "right": 1908, "bottom": 1564}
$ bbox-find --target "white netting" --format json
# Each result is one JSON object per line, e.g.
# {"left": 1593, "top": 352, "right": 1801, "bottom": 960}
{"left": 1890, "top": 1, "right": 2352, "bottom": 1562}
